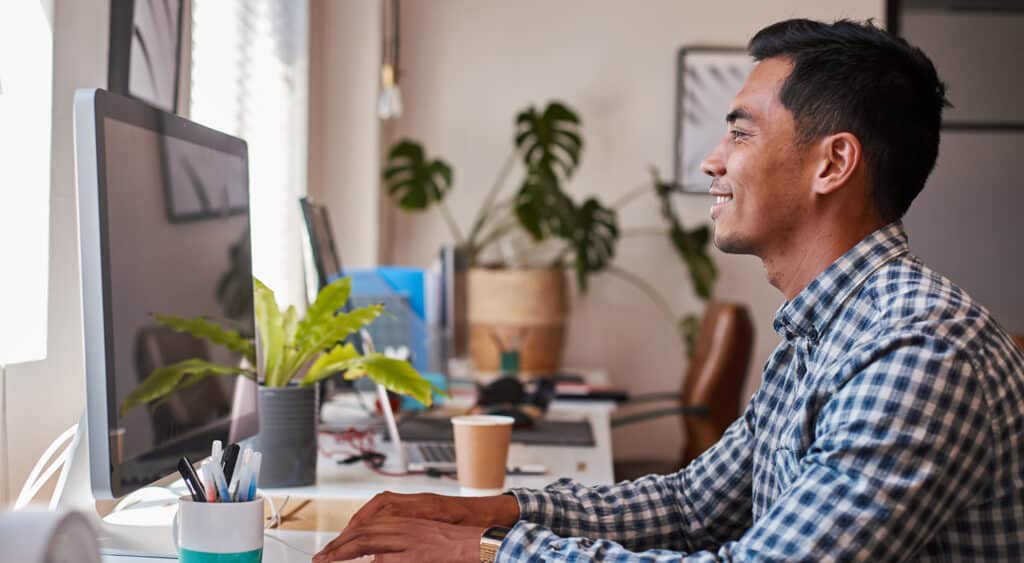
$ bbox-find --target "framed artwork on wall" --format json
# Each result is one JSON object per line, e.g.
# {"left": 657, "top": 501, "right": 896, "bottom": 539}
{"left": 673, "top": 47, "right": 755, "bottom": 193}
{"left": 109, "top": 0, "right": 184, "bottom": 113}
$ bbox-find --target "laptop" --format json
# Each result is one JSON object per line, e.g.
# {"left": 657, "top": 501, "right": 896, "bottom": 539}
{"left": 405, "top": 440, "right": 546, "bottom": 474}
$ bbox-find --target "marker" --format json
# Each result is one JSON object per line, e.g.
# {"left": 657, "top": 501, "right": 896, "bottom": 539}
{"left": 242, "top": 452, "right": 262, "bottom": 502}
{"left": 229, "top": 448, "right": 252, "bottom": 501}
{"left": 177, "top": 457, "right": 206, "bottom": 502}
{"left": 200, "top": 461, "right": 217, "bottom": 502}
{"left": 210, "top": 459, "right": 231, "bottom": 501}
{"left": 211, "top": 440, "right": 223, "bottom": 461}
{"left": 221, "top": 443, "right": 241, "bottom": 482}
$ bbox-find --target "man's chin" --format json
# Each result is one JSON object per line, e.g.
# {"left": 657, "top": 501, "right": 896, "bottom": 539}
{"left": 713, "top": 231, "right": 752, "bottom": 255}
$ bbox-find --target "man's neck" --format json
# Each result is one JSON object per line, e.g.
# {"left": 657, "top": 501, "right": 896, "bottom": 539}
{"left": 763, "top": 219, "right": 887, "bottom": 300}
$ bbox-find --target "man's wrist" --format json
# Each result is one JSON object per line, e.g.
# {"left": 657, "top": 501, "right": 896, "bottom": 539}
{"left": 469, "top": 493, "right": 520, "bottom": 527}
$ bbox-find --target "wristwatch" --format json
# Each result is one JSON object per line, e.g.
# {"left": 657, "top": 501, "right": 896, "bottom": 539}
{"left": 480, "top": 526, "right": 509, "bottom": 563}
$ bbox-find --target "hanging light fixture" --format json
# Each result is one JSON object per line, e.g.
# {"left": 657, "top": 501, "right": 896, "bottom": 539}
{"left": 377, "top": 0, "right": 402, "bottom": 120}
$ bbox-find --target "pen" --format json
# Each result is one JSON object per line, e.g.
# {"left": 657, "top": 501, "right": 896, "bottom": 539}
{"left": 229, "top": 448, "right": 252, "bottom": 501}
{"left": 211, "top": 440, "right": 222, "bottom": 460}
{"left": 247, "top": 452, "right": 262, "bottom": 501}
{"left": 177, "top": 457, "right": 207, "bottom": 502}
{"left": 221, "top": 443, "right": 240, "bottom": 483}
{"left": 200, "top": 461, "right": 217, "bottom": 502}
{"left": 210, "top": 459, "right": 231, "bottom": 501}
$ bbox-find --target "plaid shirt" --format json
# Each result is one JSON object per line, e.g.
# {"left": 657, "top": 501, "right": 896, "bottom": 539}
{"left": 500, "top": 222, "right": 1024, "bottom": 562}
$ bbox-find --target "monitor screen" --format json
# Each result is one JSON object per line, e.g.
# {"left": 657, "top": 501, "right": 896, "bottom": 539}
{"left": 75, "top": 89, "right": 258, "bottom": 499}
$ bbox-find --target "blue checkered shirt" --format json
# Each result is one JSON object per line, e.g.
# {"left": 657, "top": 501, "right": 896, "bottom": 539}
{"left": 499, "top": 222, "right": 1024, "bottom": 561}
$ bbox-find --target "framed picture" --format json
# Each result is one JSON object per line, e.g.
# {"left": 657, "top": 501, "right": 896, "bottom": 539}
{"left": 109, "top": 0, "right": 184, "bottom": 113}
{"left": 673, "top": 47, "right": 755, "bottom": 193}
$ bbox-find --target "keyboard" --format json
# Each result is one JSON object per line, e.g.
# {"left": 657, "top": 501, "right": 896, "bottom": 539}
{"left": 405, "top": 441, "right": 547, "bottom": 475}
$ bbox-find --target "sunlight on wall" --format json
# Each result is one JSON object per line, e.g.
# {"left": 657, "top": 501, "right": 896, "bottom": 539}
{"left": 190, "top": 0, "right": 309, "bottom": 308}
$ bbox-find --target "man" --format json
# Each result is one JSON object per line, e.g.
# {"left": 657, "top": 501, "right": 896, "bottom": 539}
{"left": 315, "top": 18, "right": 1024, "bottom": 562}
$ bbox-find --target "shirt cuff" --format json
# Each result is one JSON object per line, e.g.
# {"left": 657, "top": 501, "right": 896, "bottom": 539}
{"left": 508, "top": 479, "right": 574, "bottom": 527}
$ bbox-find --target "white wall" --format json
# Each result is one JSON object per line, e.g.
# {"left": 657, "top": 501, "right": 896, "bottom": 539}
{"left": 307, "top": 0, "right": 384, "bottom": 268}
{"left": 3, "top": 0, "right": 108, "bottom": 501}
{"left": 383, "top": 0, "right": 883, "bottom": 462}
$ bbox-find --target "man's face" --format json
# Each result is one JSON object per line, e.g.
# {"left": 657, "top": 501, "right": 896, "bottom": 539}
{"left": 700, "top": 57, "right": 812, "bottom": 257}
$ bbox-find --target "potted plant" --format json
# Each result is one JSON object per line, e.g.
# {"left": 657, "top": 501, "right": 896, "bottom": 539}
{"left": 121, "top": 276, "right": 434, "bottom": 487}
{"left": 383, "top": 101, "right": 716, "bottom": 370}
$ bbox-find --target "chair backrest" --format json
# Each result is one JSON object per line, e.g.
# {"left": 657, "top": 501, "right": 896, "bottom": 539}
{"left": 678, "top": 301, "right": 754, "bottom": 464}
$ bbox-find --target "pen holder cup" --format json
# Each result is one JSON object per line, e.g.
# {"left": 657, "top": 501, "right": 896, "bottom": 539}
{"left": 173, "top": 496, "right": 264, "bottom": 562}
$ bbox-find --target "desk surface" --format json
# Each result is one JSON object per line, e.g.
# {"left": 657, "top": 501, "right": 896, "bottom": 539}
{"left": 104, "top": 381, "right": 616, "bottom": 561}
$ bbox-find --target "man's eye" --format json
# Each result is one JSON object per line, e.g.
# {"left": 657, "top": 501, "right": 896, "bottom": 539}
{"left": 729, "top": 129, "right": 750, "bottom": 141}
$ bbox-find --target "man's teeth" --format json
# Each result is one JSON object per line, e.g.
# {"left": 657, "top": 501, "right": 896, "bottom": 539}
{"left": 715, "top": 195, "right": 733, "bottom": 204}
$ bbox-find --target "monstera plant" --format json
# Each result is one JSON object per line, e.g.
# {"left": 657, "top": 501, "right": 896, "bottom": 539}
{"left": 121, "top": 276, "right": 435, "bottom": 416}
{"left": 383, "top": 101, "right": 716, "bottom": 354}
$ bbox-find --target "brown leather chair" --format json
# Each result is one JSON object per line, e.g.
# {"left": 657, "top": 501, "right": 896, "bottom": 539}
{"left": 613, "top": 301, "right": 755, "bottom": 480}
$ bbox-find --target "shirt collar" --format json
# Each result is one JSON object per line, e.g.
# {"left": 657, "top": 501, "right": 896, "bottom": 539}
{"left": 773, "top": 222, "right": 910, "bottom": 342}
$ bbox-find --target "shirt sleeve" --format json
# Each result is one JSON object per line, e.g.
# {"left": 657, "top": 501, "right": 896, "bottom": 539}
{"left": 501, "top": 405, "right": 757, "bottom": 559}
{"left": 498, "top": 338, "right": 994, "bottom": 562}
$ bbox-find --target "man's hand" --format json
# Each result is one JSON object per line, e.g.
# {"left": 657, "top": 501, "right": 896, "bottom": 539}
{"left": 312, "top": 516, "right": 484, "bottom": 563}
{"left": 342, "top": 491, "right": 520, "bottom": 531}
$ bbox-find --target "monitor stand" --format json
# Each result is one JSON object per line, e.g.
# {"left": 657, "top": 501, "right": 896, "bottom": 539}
{"left": 54, "top": 414, "right": 180, "bottom": 558}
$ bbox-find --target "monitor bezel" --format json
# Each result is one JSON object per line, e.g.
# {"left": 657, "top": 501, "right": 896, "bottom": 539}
{"left": 74, "top": 88, "right": 256, "bottom": 499}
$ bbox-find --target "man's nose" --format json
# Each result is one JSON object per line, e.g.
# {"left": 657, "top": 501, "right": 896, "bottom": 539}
{"left": 700, "top": 140, "right": 726, "bottom": 179}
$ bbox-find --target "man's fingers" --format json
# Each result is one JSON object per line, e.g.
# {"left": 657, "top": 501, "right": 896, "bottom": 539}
{"left": 315, "top": 532, "right": 406, "bottom": 562}
{"left": 314, "top": 517, "right": 411, "bottom": 562}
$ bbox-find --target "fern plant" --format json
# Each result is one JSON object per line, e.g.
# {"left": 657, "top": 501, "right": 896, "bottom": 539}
{"left": 383, "top": 100, "right": 717, "bottom": 354}
{"left": 121, "top": 276, "right": 435, "bottom": 416}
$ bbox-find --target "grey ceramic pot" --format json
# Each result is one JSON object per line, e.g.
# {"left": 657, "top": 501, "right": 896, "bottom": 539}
{"left": 249, "top": 384, "right": 318, "bottom": 488}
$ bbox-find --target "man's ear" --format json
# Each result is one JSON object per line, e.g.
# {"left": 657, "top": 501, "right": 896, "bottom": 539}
{"left": 811, "top": 132, "right": 862, "bottom": 196}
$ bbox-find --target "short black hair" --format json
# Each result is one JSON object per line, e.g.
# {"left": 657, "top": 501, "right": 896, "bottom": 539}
{"left": 749, "top": 19, "right": 950, "bottom": 222}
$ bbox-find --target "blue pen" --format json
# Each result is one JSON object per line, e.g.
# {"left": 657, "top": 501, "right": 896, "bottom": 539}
{"left": 245, "top": 452, "right": 262, "bottom": 501}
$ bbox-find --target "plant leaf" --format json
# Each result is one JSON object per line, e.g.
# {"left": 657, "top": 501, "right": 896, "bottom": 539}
{"left": 254, "top": 279, "right": 286, "bottom": 386}
{"left": 515, "top": 101, "right": 583, "bottom": 181}
{"left": 383, "top": 140, "right": 454, "bottom": 210}
{"left": 153, "top": 313, "right": 256, "bottom": 364}
{"left": 570, "top": 198, "right": 619, "bottom": 292}
{"left": 290, "top": 304, "right": 383, "bottom": 373}
{"left": 301, "top": 353, "right": 432, "bottom": 406}
{"left": 296, "top": 277, "right": 353, "bottom": 344}
{"left": 299, "top": 342, "right": 361, "bottom": 386}
{"left": 514, "top": 167, "right": 576, "bottom": 241}
{"left": 120, "top": 359, "right": 246, "bottom": 417}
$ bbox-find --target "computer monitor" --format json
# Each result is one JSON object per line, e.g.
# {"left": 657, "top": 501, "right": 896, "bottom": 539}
{"left": 74, "top": 88, "right": 259, "bottom": 500}
{"left": 299, "top": 196, "right": 343, "bottom": 290}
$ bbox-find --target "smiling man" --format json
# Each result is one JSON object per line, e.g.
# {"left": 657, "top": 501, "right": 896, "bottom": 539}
{"left": 314, "top": 19, "right": 1024, "bottom": 562}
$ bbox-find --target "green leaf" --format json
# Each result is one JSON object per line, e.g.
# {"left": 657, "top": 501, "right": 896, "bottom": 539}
{"left": 383, "top": 140, "right": 454, "bottom": 210}
{"left": 300, "top": 353, "right": 433, "bottom": 406}
{"left": 296, "top": 277, "right": 353, "bottom": 343}
{"left": 570, "top": 198, "right": 619, "bottom": 292}
{"left": 299, "top": 342, "right": 361, "bottom": 386}
{"left": 153, "top": 313, "right": 256, "bottom": 364}
{"left": 290, "top": 304, "right": 384, "bottom": 373}
{"left": 515, "top": 101, "right": 583, "bottom": 181}
{"left": 254, "top": 279, "right": 286, "bottom": 386}
{"left": 513, "top": 167, "right": 576, "bottom": 241}
{"left": 120, "top": 359, "right": 247, "bottom": 417}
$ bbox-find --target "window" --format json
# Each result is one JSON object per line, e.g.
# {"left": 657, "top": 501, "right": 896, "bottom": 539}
{"left": 190, "top": 0, "right": 309, "bottom": 307}
{"left": 0, "top": 0, "right": 53, "bottom": 364}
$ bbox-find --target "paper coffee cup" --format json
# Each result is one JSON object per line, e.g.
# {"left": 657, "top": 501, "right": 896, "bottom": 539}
{"left": 451, "top": 415, "right": 515, "bottom": 496}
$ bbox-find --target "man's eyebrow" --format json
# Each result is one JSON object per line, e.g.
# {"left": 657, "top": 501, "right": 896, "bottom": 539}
{"left": 726, "top": 108, "right": 755, "bottom": 124}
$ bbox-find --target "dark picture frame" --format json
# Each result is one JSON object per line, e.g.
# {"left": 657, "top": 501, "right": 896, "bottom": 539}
{"left": 108, "top": 0, "right": 184, "bottom": 113}
{"left": 673, "top": 46, "right": 755, "bottom": 193}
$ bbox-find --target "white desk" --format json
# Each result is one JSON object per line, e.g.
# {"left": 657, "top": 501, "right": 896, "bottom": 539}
{"left": 102, "top": 396, "right": 616, "bottom": 562}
